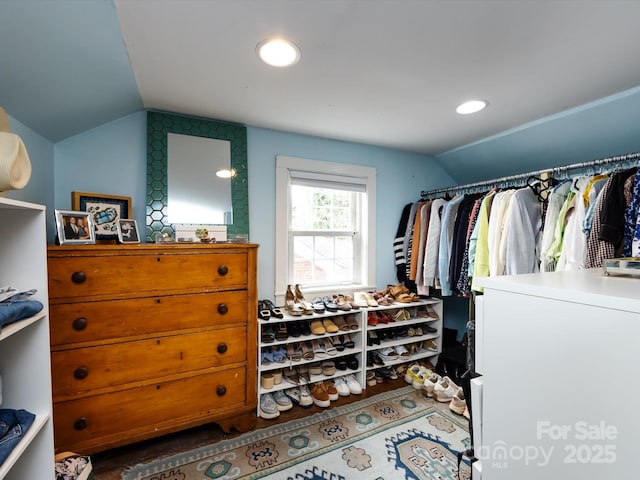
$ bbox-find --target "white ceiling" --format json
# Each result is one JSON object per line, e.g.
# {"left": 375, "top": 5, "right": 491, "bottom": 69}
{"left": 2, "top": 0, "right": 640, "bottom": 156}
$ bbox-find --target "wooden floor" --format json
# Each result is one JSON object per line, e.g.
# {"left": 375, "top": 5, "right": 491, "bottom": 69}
{"left": 92, "top": 377, "right": 407, "bottom": 480}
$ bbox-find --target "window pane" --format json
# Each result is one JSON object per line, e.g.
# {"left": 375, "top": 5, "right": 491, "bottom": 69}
{"left": 292, "top": 235, "right": 354, "bottom": 285}
{"left": 291, "top": 185, "right": 355, "bottom": 231}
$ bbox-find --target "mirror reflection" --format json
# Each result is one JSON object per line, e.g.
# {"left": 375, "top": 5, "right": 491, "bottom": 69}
{"left": 167, "top": 133, "right": 233, "bottom": 225}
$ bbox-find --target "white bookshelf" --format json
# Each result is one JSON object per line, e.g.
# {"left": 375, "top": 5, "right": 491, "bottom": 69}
{"left": 0, "top": 197, "right": 54, "bottom": 479}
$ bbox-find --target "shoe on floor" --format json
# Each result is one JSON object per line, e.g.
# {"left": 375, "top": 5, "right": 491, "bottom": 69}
{"left": 259, "top": 393, "right": 281, "bottom": 419}
{"left": 463, "top": 406, "right": 471, "bottom": 420}
{"left": 272, "top": 390, "right": 293, "bottom": 411}
{"left": 298, "top": 384, "right": 314, "bottom": 408}
{"left": 433, "top": 376, "right": 458, "bottom": 403}
{"left": 449, "top": 387, "right": 467, "bottom": 416}
{"left": 422, "top": 373, "right": 441, "bottom": 398}
{"left": 332, "top": 377, "right": 351, "bottom": 397}
{"left": 310, "top": 382, "right": 331, "bottom": 408}
{"left": 324, "top": 381, "right": 339, "bottom": 401}
{"left": 344, "top": 374, "right": 362, "bottom": 394}
{"left": 404, "top": 364, "right": 422, "bottom": 385}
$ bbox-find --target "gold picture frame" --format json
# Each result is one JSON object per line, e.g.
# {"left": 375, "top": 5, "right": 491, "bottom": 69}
{"left": 72, "top": 191, "right": 132, "bottom": 242}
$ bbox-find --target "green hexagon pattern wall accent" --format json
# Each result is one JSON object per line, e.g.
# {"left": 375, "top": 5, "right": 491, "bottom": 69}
{"left": 146, "top": 111, "right": 249, "bottom": 242}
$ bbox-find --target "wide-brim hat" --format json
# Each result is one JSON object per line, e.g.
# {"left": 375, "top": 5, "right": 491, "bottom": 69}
{"left": 0, "top": 107, "right": 32, "bottom": 191}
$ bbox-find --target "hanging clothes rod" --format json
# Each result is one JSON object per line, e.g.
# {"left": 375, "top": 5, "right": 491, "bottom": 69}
{"left": 421, "top": 151, "right": 640, "bottom": 198}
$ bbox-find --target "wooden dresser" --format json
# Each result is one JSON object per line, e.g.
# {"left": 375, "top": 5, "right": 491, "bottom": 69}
{"left": 47, "top": 243, "right": 258, "bottom": 454}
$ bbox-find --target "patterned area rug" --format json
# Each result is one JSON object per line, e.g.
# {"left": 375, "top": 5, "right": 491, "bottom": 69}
{"left": 121, "top": 386, "right": 471, "bottom": 480}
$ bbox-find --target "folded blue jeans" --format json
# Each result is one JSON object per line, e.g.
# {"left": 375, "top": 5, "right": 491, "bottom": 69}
{"left": 0, "top": 409, "right": 36, "bottom": 465}
{"left": 0, "top": 300, "right": 44, "bottom": 332}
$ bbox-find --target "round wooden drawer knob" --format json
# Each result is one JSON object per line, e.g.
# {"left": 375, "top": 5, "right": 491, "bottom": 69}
{"left": 217, "top": 303, "right": 228, "bottom": 315}
{"left": 71, "top": 271, "right": 87, "bottom": 284}
{"left": 73, "top": 366, "right": 89, "bottom": 380}
{"left": 216, "top": 385, "right": 227, "bottom": 397}
{"left": 217, "top": 265, "right": 228, "bottom": 276}
{"left": 73, "top": 417, "right": 88, "bottom": 431}
{"left": 217, "top": 343, "right": 227, "bottom": 354}
{"left": 72, "top": 317, "right": 87, "bottom": 331}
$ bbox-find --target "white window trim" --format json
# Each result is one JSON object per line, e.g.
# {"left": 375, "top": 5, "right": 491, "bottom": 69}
{"left": 275, "top": 155, "right": 376, "bottom": 304}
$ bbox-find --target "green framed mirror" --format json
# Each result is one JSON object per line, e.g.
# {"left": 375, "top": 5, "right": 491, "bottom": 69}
{"left": 146, "top": 111, "right": 248, "bottom": 242}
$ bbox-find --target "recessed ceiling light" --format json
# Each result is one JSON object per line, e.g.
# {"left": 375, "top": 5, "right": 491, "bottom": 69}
{"left": 256, "top": 38, "right": 301, "bottom": 67}
{"left": 216, "top": 168, "right": 235, "bottom": 178}
{"left": 456, "top": 100, "right": 488, "bottom": 115}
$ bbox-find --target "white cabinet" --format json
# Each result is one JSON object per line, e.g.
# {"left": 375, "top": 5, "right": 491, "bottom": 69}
{"left": 0, "top": 198, "right": 54, "bottom": 479}
{"left": 476, "top": 269, "right": 640, "bottom": 480}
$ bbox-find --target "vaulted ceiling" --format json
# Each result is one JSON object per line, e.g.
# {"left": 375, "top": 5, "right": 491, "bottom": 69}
{"left": 1, "top": 0, "right": 640, "bottom": 158}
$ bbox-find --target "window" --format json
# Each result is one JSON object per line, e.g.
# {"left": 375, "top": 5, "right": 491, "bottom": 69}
{"left": 275, "top": 156, "right": 376, "bottom": 301}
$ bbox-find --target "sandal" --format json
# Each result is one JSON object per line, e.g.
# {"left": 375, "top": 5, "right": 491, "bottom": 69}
{"left": 272, "top": 345, "right": 287, "bottom": 363}
{"left": 300, "top": 341, "right": 315, "bottom": 360}
{"left": 261, "top": 347, "right": 274, "bottom": 365}
{"left": 342, "top": 333, "right": 355, "bottom": 349}
{"left": 319, "top": 337, "right": 337, "bottom": 356}
{"left": 394, "top": 344, "right": 410, "bottom": 357}
{"left": 345, "top": 314, "right": 359, "bottom": 330}
{"left": 261, "top": 325, "right": 275, "bottom": 343}
{"left": 389, "top": 285, "right": 412, "bottom": 303}
{"left": 311, "top": 297, "right": 326, "bottom": 313}
{"left": 379, "top": 347, "right": 398, "bottom": 361}
{"left": 367, "top": 312, "right": 378, "bottom": 326}
{"left": 263, "top": 299, "right": 284, "bottom": 318}
{"left": 330, "top": 336, "right": 345, "bottom": 352}
{"left": 312, "top": 338, "right": 328, "bottom": 358}
{"left": 284, "top": 368, "right": 299, "bottom": 385}
{"left": 333, "top": 294, "right": 352, "bottom": 311}
{"left": 258, "top": 300, "right": 271, "bottom": 321}
{"left": 308, "top": 362, "right": 322, "bottom": 375}
{"left": 275, "top": 322, "right": 289, "bottom": 341}
{"left": 332, "top": 315, "right": 350, "bottom": 331}
{"left": 297, "top": 365, "right": 311, "bottom": 383}
{"left": 287, "top": 343, "right": 302, "bottom": 361}
{"left": 322, "top": 296, "right": 338, "bottom": 312}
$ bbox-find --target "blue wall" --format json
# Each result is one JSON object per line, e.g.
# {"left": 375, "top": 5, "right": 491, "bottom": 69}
{"left": 436, "top": 86, "right": 640, "bottom": 184}
{"left": 50, "top": 115, "right": 455, "bottom": 299}
{"left": 3, "top": 114, "right": 55, "bottom": 238}
{"left": 247, "top": 127, "right": 455, "bottom": 298}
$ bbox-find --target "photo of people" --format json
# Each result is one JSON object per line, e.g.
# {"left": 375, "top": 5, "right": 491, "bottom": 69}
{"left": 55, "top": 210, "right": 96, "bottom": 245}
{"left": 117, "top": 219, "right": 140, "bottom": 244}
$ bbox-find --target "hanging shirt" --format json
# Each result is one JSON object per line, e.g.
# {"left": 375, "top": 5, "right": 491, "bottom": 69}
{"left": 487, "top": 190, "right": 514, "bottom": 277}
{"left": 499, "top": 187, "right": 543, "bottom": 275}
{"left": 623, "top": 173, "right": 640, "bottom": 257}
{"left": 470, "top": 192, "right": 496, "bottom": 293}
{"left": 556, "top": 176, "right": 590, "bottom": 271}
{"left": 438, "top": 195, "right": 464, "bottom": 296}
{"left": 422, "top": 198, "right": 447, "bottom": 289}
{"left": 540, "top": 180, "right": 571, "bottom": 272}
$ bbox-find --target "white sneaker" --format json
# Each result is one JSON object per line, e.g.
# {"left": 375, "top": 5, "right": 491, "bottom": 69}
{"left": 272, "top": 390, "right": 293, "bottom": 411}
{"left": 449, "top": 387, "right": 467, "bottom": 415}
{"left": 259, "top": 393, "right": 281, "bottom": 419}
{"left": 423, "top": 373, "right": 441, "bottom": 398}
{"left": 404, "top": 364, "right": 421, "bottom": 384}
{"left": 298, "top": 384, "right": 314, "bottom": 408}
{"left": 433, "top": 376, "right": 458, "bottom": 403}
{"left": 344, "top": 374, "right": 362, "bottom": 394}
{"left": 333, "top": 377, "right": 351, "bottom": 397}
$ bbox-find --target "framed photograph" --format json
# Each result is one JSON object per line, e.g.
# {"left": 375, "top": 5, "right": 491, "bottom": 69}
{"left": 55, "top": 210, "right": 96, "bottom": 245}
{"left": 116, "top": 219, "right": 140, "bottom": 244}
{"left": 72, "top": 192, "right": 132, "bottom": 241}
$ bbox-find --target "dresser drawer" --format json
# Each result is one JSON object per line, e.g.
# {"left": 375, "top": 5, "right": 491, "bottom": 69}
{"left": 52, "top": 326, "right": 246, "bottom": 397}
{"left": 53, "top": 367, "right": 247, "bottom": 451}
{"left": 50, "top": 290, "right": 247, "bottom": 346}
{"left": 48, "top": 251, "right": 247, "bottom": 299}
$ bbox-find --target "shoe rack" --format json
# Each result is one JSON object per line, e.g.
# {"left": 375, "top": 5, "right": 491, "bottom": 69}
{"left": 365, "top": 300, "right": 442, "bottom": 376}
{"left": 257, "top": 309, "right": 364, "bottom": 417}
{"left": 257, "top": 298, "right": 442, "bottom": 417}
